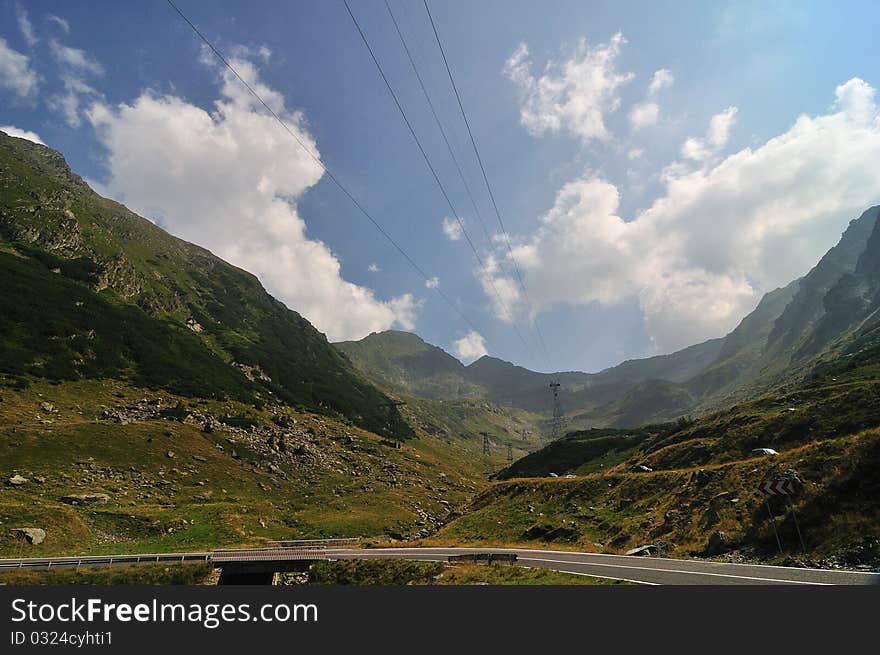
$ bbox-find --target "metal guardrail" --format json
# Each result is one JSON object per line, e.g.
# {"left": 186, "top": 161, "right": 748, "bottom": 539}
{"left": 212, "top": 548, "right": 329, "bottom": 562}
{"left": 0, "top": 540, "right": 362, "bottom": 570}
{"left": 0, "top": 552, "right": 211, "bottom": 570}
{"left": 267, "top": 538, "right": 360, "bottom": 548}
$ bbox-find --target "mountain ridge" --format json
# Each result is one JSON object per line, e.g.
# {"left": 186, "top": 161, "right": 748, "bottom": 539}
{"left": 336, "top": 205, "right": 880, "bottom": 431}
{"left": 0, "top": 129, "right": 410, "bottom": 438}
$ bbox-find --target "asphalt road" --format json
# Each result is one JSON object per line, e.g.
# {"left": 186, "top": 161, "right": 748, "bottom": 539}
{"left": 320, "top": 547, "right": 879, "bottom": 585}
{"left": 2, "top": 547, "right": 876, "bottom": 585}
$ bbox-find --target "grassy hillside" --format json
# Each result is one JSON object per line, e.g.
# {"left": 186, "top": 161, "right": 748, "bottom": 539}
{"left": 438, "top": 358, "right": 880, "bottom": 566}
{"left": 0, "top": 377, "right": 507, "bottom": 557}
{"left": 0, "top": 131, "right": 409, "bottom": 438}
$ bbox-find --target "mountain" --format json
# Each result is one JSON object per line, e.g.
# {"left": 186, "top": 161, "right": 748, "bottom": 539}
{"left": 335, "top": 330, "right": 483, "bottom": 399}
{"left": 0, "top": 130, "right": 523, "bottom": 558}
{"left": 337, "top": 206, "right": 880, "bottom": 431}
{"left": 335, "top": 332, "right": 732, "bottom": 427}
{"left": 446, "top": 207, "right": 880, "bottom": 563}
{"left": 0, "top": 130, "right": 409, "bottom": 439}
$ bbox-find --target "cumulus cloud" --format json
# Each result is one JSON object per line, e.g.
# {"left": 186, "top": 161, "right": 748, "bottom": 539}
{"left": 648, "top": 68, "right": 674, "bottom": 95}
{"left": 88, "top": 50, "right": 420, "bottom": 341}
{"left": 442, "top": 216, "right": 463, "bottom": 241}
{"left": 681, "top": 106, "right": 738, "bottom": 161}
{"left": 629, "top": 68, "right": 674, "bottom": 130}
{"left": 367, "top": 263, "right": 380, "bottom": 273}
{"left": 16, "top": 6, "right": 38, "bottom": 47}
{"left": 484, "top": 78, "right": 880, "bottom": 353}
{"left": 0, "top": 38, "right": 39, "bottom": 98}
{"left": 452, "top": 330, "right": 488, "bottom": 363}
{"left": 425, "top": 276, "right": 440, "bottom": 289}
{"left": 503, "top": 34, "right": 634, "bottom": 142}
{"left": 0, "top": 124, "right": 45, "bottom": 144}
{"left": 628, "top": 101, "right": 659, "bottom": 130}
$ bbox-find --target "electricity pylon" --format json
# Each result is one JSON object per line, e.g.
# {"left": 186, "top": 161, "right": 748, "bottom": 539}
{"left": 549, "top": 381, "right": 563, "bottom": 442}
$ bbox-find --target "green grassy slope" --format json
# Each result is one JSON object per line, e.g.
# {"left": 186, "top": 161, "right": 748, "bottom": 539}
{"left": 438, "top": 357, "right": 880, "bottom": 565}
{"left": 0, "top": 130, "right": 409, "bottom": 438}
{"left": 0, "top": 377, "right": 506, "bottom": 557}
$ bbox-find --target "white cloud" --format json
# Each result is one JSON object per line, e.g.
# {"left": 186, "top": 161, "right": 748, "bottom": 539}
{"left": 49, "top": 39, "right": 104, "bottom": 75}
{"left": 47, "top": 15, "right": 70, "bottom": 35}
{"left": 45, "top": 38, "right": 104, "bottom": 127}
{"left": 0, "top": 125, "right": 44, "bottom": 144}
{"left": 648, "top": 68, "right": 674, "bottom": 95}
{"left": 87, "top": 50, "right": 419, "bottom": 341}
{"left": 627, "top": 148, "right": 644, "bottom": 160}
{"left": 452, "top": 330, "right": 488, "bottom": 363}
{"left": 367, "top": 263, "right": 380, "bottom": 273}
{"left": 503, "top": 34, "right": 634, "bottom": 142}
{"left": 483, "top": 78, "right": 880, "bottom": 353}
{"left": 425, "top": 276, "right": 439, "bottom": 289}
{"left": 629, "top": 68, "right": 673, "bottom": 130}
{"left": 48, "top": 75, "right": 100, "bottom": 127}
{"left": 628, "top": 101, "right": 659, "bottom": 130}
{"left": 16, "top": 6, "right": 38, "bottom": 47}
{"left": 0, "top": 37, "right": 39, "bottom": 98}
{"left": 442, "top": 216, "right": 463, "bottom": 241}
{"left": 681, "top": 106, "right": 738, "bottom": 161}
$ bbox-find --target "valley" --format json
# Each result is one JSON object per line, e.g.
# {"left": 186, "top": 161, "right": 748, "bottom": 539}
{"left": 1, "top": 129, "right": 879, "bottom": 573}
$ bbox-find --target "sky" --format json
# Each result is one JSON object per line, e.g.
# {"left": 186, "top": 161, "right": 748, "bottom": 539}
{"left": 2, "top": 0, "right": 880, "bottom": 373}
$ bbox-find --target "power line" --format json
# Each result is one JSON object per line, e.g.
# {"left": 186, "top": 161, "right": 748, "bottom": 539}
{"left": 423, "top": 0, "right": 552, "bottom": 364}
{"left": 342, "top": 0, "right": 534, "bottom": 354}
{"left": 384, "top": 0, "right": 492, "bottom": 247}
{"left": 165, "top": 0, "right": 481, "bottom": 335}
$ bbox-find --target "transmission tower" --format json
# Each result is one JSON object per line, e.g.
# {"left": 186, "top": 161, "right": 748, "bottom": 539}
{"left": 481, "top": 431, "right": 490, "bottom": 455}
{"left": 549, "top": 381, "right": 563, "bottom": 442}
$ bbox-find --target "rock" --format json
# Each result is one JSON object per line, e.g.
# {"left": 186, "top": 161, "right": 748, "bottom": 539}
{"left": 706, "top": 531, "right": 729, "bottom": 556}
{"left": 39, "top": 402, "right": 56, "bottom": 413}
{"left": 625, "top": 544, "right": 659, "bottom": 557}
{"left": 7, "top": 475, "right": 28, "bottom": 486}
{"left": 192, "top": 455, "right": 207, "bottom": 462}
{"left": 12, "top": 527, "right": 46, "bottom": 545}
{"left": 60, "top": 493, "right": 110, "bottom": 506}
{"left": 166, "top": 450, "right": 175, "bottom": 459}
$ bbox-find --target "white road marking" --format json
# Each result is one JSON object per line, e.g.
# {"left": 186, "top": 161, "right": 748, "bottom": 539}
{"left": 520, "top": 557, "right": 830, "bottom": 584}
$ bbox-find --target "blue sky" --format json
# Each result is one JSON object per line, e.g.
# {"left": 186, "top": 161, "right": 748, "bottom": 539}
{"left": 2, "top": 1, "right": 880, "bottom": 373}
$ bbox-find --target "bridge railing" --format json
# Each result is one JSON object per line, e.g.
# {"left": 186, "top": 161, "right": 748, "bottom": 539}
{"left": 266, "top": 538, "right": 360, "bottom": 549}
{"left": 212, "top": 548, "right": 330, "bottom": 562}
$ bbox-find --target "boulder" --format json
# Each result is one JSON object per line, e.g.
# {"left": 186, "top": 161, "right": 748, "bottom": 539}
{"left": 625, "top": 544, "right": 659, "bottom": 557}
{"left": 12, "top": 527, "right": 46, "bottom": 545}
{"left": 7, "top": 474, "right": 28, "bottom": 486}
{"left": 60, "top": 493, "right": 110, "bottom": 506}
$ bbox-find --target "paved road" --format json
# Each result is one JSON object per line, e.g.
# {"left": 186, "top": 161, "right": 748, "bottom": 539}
{"left": 321, "top": 547, "right": 879, "bottom": 585}
{"left": 1, "top": 547, "right": 876, "bottom": 585}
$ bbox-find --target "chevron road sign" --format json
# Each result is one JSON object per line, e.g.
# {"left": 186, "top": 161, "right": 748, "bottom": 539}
{"left": 758, "top": 478, "right": 800, "bottom": 496}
